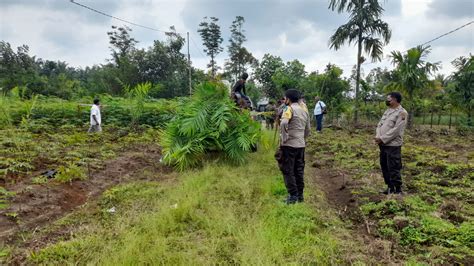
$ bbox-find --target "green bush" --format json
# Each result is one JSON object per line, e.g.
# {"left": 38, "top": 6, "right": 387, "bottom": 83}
{"left": 456, "top": 117, "right": 474, "bottom": 135}
{"left": 161, "top": 82, "right": 261, "bottom": 170}
{"left": 55, "top": 163, "right": 87, "bottom": 183}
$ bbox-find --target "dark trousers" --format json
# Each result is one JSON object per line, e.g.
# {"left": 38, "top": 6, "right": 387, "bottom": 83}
{"left": 379, "top": 145, "right": 402, "bottom": 189}
{"left": 280, "top": 146, "right": 305, "bottom": 197}
{"left": 315, "top": 114, "right": 323, "bottom": 132}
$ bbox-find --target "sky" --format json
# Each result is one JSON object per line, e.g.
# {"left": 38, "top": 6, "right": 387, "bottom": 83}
{"left": 1, "top": 0, "right": 473, "bottom": 78}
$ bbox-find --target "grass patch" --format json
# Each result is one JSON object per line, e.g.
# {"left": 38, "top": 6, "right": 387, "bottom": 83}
{"left": 30, "top": 131, "right": 351, "bottom": 265}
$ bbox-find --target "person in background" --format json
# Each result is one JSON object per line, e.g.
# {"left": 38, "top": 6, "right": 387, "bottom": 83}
{"left": 375, "top": 92, "right": 408, "bottom": 195}
{"left": 231, "top": 73, "right": 251, "bottom": 109}
{"left": 265, "top": 100, "right": 277, "bottom": 130}
{"left": 88, "top": 98, "right": 102, "bottom": 133}
{"left": 313, "top": 96, "right": 326, "bottom": 133}
{"left": 279, "top": 89, "right": 311, "bottom": 204}
{"left": 276, "top": 97, "right": 286, "bottom": 126}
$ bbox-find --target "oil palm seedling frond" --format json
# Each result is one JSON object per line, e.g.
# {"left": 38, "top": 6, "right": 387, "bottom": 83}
{"left": 161, "top": 82, "right": 261, "bottom": 170}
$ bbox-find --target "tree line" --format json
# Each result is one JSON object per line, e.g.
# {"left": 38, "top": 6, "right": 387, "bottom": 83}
{"left": 0, "top": 2, "right": 472, "bottom": 127}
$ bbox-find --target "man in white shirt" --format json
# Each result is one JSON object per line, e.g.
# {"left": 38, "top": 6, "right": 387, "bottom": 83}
{"left": 88, "top": 98, "right": 102, "bottom": 133}
{"left": 313, "top": 96, "right": 326, "bottom": 133}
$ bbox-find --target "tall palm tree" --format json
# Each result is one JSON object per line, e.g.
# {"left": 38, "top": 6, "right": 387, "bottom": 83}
{"left": 388, "top": 45, "right": 440, "bottom": 128}
{"left": 328, "top": 0, "right": 391, "bottom": 124}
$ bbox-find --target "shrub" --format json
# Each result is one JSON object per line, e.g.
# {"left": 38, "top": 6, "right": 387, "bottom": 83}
{"left": 161, "top": 82, "right": 261, "bottom": 170}
{"left": 55, "top": 163, "right": 87, "bottom": 183}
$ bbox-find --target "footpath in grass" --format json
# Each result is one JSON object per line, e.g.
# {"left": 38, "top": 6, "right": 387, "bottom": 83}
{"left": 29, "top": 136, "right": 363, "bottom": 265}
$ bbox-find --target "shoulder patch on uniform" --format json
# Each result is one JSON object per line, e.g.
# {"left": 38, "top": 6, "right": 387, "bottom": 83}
{"left": 282, "top": 106, "right": 293, "bottom": 120}
{"left": 401, "top": 112, "right": 407, "bottom": 120}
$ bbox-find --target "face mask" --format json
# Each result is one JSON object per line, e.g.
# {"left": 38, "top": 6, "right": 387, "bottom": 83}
{"left": 385, "top": 100, "right": 391, "bottom": 106}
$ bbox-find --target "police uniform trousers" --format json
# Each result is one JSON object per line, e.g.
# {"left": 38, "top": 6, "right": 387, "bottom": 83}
{"left": 379, "top": 145, "right": 402, "bottom": 189}
{"left": 280, "top": 146, "right": 305, "bottom": 197}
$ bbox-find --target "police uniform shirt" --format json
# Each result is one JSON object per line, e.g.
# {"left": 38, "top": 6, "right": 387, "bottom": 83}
{"left": 280, "top": 103, "right": 311, "bottom": 148}
{"left": 376, "top": 105, "right": 408, "bottom": 146}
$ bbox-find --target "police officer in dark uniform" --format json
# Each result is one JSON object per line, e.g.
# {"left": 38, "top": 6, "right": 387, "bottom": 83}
{"left": 279, "top": 89, "right": 311, "bottom": 204}
{"left": 375, "top": 92, "right": 408, "bottom": 194}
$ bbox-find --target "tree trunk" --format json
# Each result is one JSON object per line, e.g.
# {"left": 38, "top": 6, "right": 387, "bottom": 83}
{"left": 408, "top": 111, "right": 414, "bottom": 129}
{"left": 211, "top": 54, "right": 215, "bottom": 78}
{"left": 449, "top": 109, "right": 452, "bottom": 130}
{"left": 468, "top": 107, "right": 473, "bottom": 127}
{"left": 354, "top": 35, "right": 362, "bottom": 125}
{"left": 407, "top": 97, "right": 414, "bottom": 129}
{"left": 430, "top": 110, "right": 434, "bottom": 129}
{"left": 422, "top": 112, "right": 426, "bottom": 124}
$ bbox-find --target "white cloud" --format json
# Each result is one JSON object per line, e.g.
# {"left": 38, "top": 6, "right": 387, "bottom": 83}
{"left": 0, "top": 0, "right": 472, "bottom": 78}
{"left": 401, "top": 0, "right": 432, "bottom": 17}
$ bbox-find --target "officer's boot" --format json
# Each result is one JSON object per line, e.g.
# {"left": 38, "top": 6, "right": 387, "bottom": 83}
{"left": 380, "top": 186, "right": 395, "bottom": 195}
{"left": 394, "top": 186, "right": 403, "bottom": 194}
{"left": 285, "top": 195, "right": 298, "bottom": 205}
{"left": 297, "top": 194, "right": 304, "bottom": 203}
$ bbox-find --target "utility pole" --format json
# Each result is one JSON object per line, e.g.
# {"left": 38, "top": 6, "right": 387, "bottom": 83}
{"left": 187, "top": 32, "right": 192, "bottom": 96}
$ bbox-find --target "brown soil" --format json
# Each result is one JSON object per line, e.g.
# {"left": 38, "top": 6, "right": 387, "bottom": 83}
{"left": 0, "top": 144, "right": 172, "bottom": 247}
{"left": 308, "top": 163, "right": 398, "bottom": 264}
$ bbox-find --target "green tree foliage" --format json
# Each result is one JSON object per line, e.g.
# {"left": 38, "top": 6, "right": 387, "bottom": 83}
{"left": 388, "top": 45, "right": 440, "bottom": 127}
{"left": 448, "top": 55, "right": 473, "bottom": 126}
{"left": 0, "top": 25, "right": 192, "bottom": 99}
{"left": 271, "top": 60, "right": 306, "bottom": 94}
{"left": 36, "top": 60, "right": 82, "bottom": 99}
{"left": 136, "top": 27, "right": 190, "bottom": 98}
{"left": 125, "top": 82, "right": 151, "bottom": 126}
{"left": 224, "top": 16, "right": 257, "bottom": 81}
{"left": 104, "top": 25, "right": 191, "bottom": 97}
{"left": 0, "top": 41, "right": 82, "bottom": 99}
{"left": 0, "top": 42, "right": 41, "bottom": 95}
{"left": 76, "top": 65, "right": 116, "bottom": 96}
{"left": 106, "top": 25, "right": 140, "bottom": 94}
{"left": 107, "top": 25, "right": 138, "bottom": 61}
{"left": 301, "top": 64, "right": 350, "bottom": 114}
{"left": 365, "top": 67, "right": 395, "bottom": 96}
{"left": 198, "top": 17, "right": 224, "bottom": 78}
{"left": 254, "top": 54, "right": 285, "bottom": 99}
{"left": 329, "top": 0, "right": 391, "bottom": 123}
{"left": 161, "top": 82, "right": 261, "bottom": 170}
{"left": 245, "top": 81, "right": 262, "bottom": 107}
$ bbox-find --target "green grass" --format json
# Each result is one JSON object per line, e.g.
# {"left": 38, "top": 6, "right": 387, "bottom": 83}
{"left": 348, "top": 113, "right": 466, "bottom": 128}
{"left": 29, "top": 132, "right": 354, "bottom": 265}
{"left": 413, "top": 114, "right": 466, "bottom": 126}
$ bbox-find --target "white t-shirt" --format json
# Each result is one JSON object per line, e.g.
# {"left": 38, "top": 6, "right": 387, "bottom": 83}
{"left": 90, "top": 104, "right": 101, "bottom": 125}
{"left": 313, "top": 101, "right": 326, "bottom": 115}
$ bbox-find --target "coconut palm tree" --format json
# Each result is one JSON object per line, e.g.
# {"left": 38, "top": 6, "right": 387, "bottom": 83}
{"left": 329, "top": 0, "right": 391, "bottom": 124}
{"left": 388, "top": 45, "right": 440, "bottom": 128}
